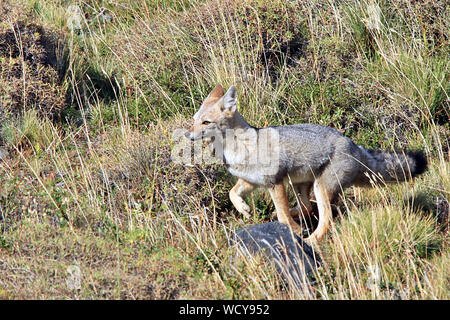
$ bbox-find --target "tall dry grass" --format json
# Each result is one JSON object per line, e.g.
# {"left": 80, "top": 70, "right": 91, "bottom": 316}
{"left": 0, "top": 0, "right": 447, "bottom": 299}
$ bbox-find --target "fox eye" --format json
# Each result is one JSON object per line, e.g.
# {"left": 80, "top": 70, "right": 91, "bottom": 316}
{"left": 202, "top": 120, "right": 212, "bottom": 125}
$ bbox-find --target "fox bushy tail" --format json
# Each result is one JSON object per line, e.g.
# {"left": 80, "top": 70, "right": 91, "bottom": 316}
{"left": 356, "top": 147, "right": 428, "bottom": 185}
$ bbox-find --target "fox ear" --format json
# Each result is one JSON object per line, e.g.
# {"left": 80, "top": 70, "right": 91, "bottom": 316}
{"left": 194, "top": 85, "right": 224, "bottom": 120}
{"left": 222, "top": 86, "right": 237, "bottom": 113}
{"left": 206, "top": 84, "right": 224, "bottom": 101}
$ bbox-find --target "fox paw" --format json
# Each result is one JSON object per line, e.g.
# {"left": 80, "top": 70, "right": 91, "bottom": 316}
{"left": 303, "top": 236, "right": 320, "bottom": 250}
{"left": 238, "top": 203, "right": 251, "bottom": 219}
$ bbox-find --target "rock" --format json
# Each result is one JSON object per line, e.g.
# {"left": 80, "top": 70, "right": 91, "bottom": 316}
{"left": 233, "top": 222, "right": 321, "bottom": 290}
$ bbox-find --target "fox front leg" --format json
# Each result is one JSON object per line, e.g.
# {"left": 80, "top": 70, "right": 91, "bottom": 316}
{"left": 268, "top": 183, "right": 303, "bottom": 236}
{"left": 272, "top": 183, "right": 313, "bottom": 219}
{"left": 229, "top": 178, "right": 256, "bottom": 219}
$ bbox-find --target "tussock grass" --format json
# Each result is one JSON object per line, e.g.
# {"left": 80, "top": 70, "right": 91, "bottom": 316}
{"left": 0, "top": 0, "right": 448, "bottom": 299}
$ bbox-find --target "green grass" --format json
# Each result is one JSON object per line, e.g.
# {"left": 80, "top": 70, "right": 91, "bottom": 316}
{"left": 0, "top": 0, "right": 448, "bottom": 299}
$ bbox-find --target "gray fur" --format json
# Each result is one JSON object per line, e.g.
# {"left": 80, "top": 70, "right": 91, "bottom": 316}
{"left": 222, "top": 122, "right": 426, "bottom": 201}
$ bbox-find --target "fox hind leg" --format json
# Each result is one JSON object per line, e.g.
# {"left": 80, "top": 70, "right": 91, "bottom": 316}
{"left": 305, "top": 157, "right": 361, "bottom": 243}
{"left": 306, "top": 179, "right": 333, "bottom": 242}
{"left": 304, "top": 179, "right": 333, "bottom": 243}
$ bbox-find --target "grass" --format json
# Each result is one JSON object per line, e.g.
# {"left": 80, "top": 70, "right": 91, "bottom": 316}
{"left": 0, "top": 0, "right": 448, "bottom": 299}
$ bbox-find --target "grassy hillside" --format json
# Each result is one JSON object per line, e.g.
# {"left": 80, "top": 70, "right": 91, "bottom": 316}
{"left": 0, "top": 0, "right": 448, "bottom": 299}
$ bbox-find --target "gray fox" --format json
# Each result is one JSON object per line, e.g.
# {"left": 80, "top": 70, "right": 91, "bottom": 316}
{"left": 186, "top": 85, "right": 428, "bottom": 243}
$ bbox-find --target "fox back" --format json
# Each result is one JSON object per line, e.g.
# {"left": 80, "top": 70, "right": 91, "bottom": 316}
{"left": 187, "top": 85, "right": 427, "bottom": 189}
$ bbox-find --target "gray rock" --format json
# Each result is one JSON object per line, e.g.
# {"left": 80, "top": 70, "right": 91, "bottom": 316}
{"left": 233, "top": 222, "right": 321, "bottom": 290}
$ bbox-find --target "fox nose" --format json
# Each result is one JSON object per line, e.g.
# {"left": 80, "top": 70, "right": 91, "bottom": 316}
{"left": 184, "top": 130, "right": 194, "bottom": 140}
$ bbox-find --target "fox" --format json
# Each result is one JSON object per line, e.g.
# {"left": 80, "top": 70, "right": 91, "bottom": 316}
{"left": 186, "top": 84, "right": 428, "bottom": 243}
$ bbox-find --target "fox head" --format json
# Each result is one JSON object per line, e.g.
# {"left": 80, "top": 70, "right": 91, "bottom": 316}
{"left": 186, "top": 84, "right": 238, "bottom": 140}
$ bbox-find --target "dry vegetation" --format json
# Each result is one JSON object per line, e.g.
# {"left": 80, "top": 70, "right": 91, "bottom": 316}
{"left": 0, "top": 0, "right": 448, "bottom": 299}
